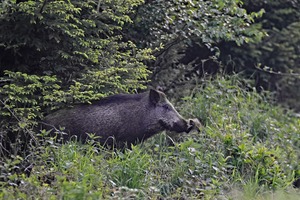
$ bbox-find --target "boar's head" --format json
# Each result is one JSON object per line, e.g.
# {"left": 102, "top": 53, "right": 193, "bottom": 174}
{"left": 148, "top": 89, "right": 192, "bottom": 133}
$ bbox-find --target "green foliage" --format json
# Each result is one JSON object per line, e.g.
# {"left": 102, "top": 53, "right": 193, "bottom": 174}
{"left": 108, "top": 145, "right": 151, "bottom": 189}
{"left": 0, "top": 71, "right": 64, "bottom": 117}
{"left": 182, "top": 76, "right": 299, "bottom": 189}
{"left": 0, "top": 0, "right": 151, "bottom": 92}
{"left": 0, "top": 70, "right": 64, "bottom": 156}
{"left": 132, "top": 0, "right": 265, "bottom": 47}
{"left": 0, "top": 0, "right": 149, "bottom": 73}
{"left": 128, "top": 0, "right": 265, "bottom": 97}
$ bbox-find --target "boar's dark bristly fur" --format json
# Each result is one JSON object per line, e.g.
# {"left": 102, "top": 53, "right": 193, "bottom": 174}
{"left": 42, "top": 89, "right": 194, "bottom": 148}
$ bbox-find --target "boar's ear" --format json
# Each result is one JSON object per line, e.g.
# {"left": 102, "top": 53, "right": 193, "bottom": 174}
{"left": 156, "top": 86, "right": 163, "bottom": 92}
{"left": 149, "top": 89, "right": 160, "bottom": 105}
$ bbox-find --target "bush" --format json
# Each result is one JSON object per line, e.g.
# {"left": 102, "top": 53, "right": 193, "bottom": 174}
{"left": 220, "top": 0, "right": 300, "bottom": 110}
{"left": 181, "top": 76, "right": 299, "bottom": 189}
{"left": 0, "top": 0, "right": 152, "bottom": 157}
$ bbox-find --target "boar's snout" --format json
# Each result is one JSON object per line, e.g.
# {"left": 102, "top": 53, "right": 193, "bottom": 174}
{"left": 187, "top": 118, "right": 202, "bottom": 133}
{"left": 174, "top": 118, "right": 202, "bottom": 133}
{"left": 172, "top": 118, "right": 191, "bottom": 133}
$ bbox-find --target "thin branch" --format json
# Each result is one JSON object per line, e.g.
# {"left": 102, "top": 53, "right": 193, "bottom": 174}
{"left": 97, "top": 0, "right": 101, "bottom": 13}
{"left": 254, "top": 65, "right": 300, "bottom": 77}
{"left": 153, "top": 36, "right": 184, "bottom": 58}
{"left": 39, "top": 0, "right": 49, "bottom": 14}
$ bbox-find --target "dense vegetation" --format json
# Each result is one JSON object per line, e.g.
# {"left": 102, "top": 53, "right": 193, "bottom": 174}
{"left": 221, "top": 0, "right": 300, "bottom": 110}
{"left": 0, "top": 0, "right": 299, "bottom": 199}
{"left": 1, "top": 77, "right": 300, "bottom": 199}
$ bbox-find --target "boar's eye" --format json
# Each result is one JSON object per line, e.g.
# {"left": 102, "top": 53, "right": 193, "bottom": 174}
{"left": 163, "top": 104, "right": 171, "bottom": 111}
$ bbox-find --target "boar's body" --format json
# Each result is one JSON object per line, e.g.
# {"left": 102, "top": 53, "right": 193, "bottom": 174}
{"left": 43, "top": 89, "right": 192, "bottom": 147}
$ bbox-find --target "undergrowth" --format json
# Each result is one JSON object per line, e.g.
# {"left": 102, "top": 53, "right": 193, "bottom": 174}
{"left": 1, "top": 76, "right": 299, "bottom": 199}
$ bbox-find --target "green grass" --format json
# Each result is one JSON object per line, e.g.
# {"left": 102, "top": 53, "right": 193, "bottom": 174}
{"left": 1, "top": 76, "right": 299, "bottom": 199}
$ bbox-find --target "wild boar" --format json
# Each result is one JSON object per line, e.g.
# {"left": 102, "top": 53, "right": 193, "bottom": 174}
{"left": 42, "top": 89, "right": 196, "bottom": 147}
